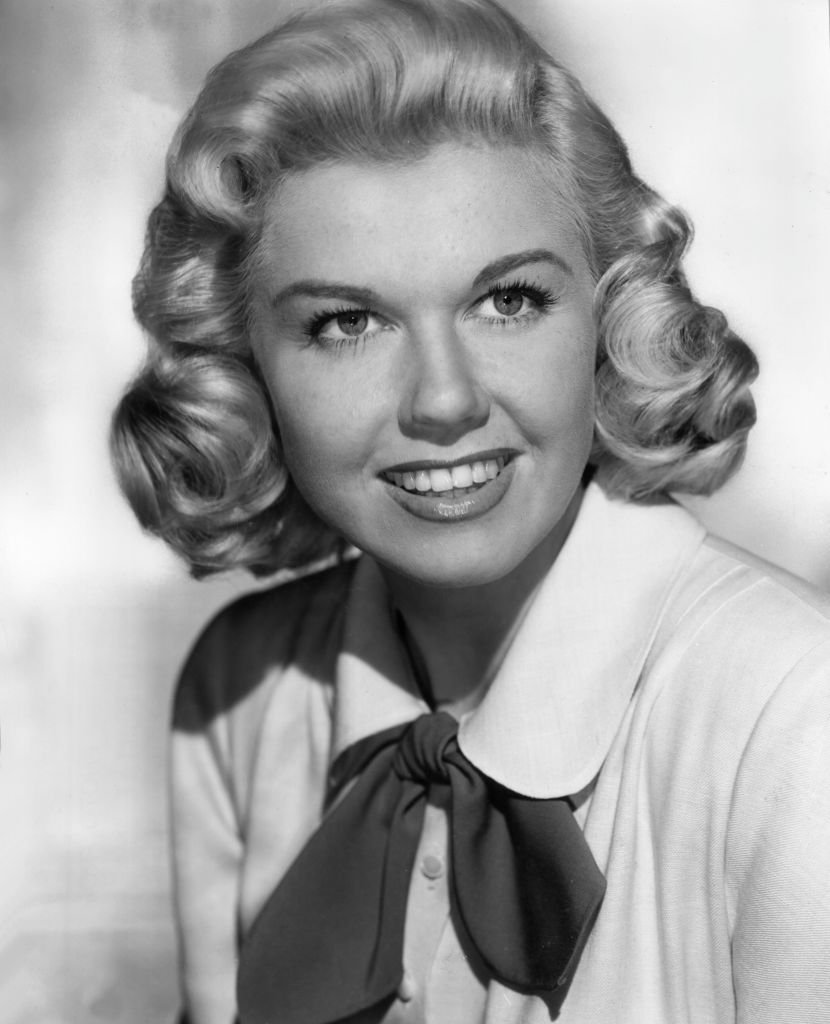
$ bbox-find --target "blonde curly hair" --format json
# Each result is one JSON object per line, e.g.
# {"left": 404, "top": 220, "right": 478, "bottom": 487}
{"left": 111, "top": 0, "right": 758, "bottom": 577}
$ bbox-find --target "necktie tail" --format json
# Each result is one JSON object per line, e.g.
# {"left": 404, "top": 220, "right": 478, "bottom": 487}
{"left": 449, "top": 775, "right": 606, "bottom": 991}
{"left": 237, "top": 729, "right": 422, "bottom": 1024}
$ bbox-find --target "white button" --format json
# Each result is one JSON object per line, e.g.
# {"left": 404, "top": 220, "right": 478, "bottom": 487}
{"left": 397, "top": 970, "right": 417, "bottom": 1002}
{"left": 420, "top": 853, "right": 445, "bottom": 879}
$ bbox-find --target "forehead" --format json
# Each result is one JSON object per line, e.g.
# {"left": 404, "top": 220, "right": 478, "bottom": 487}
{"left": 256, "top": 143, "right": 591, "bottom": 291}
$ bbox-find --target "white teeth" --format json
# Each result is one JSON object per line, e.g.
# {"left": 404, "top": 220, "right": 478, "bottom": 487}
{"left": 451, "top": 464, "right": 473, "bottom": 488}
{"left": 429, "top": 468, "right": 454, "bottom": 493}
{"left": 389, "top": 457, "right": 509, "bottom": 493}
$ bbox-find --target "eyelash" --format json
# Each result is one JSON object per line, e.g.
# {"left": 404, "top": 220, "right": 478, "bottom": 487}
{"left": 302, "top": 305, "right": 380, "bottom": 351}
{"left": 477, "top": 278, "right": 558, "bottom": 325}
{"left": 301, "top": 277, "right": 558, "bottom": 349}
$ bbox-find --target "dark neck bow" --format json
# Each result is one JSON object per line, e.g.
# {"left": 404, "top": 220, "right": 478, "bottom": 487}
{"left": 237, "top": 711, "right": 605, "bottom": 1024}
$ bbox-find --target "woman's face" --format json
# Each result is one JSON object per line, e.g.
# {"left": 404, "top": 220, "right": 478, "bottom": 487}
{"left": 251, "top": 143, "right": 597, "bottom": 588}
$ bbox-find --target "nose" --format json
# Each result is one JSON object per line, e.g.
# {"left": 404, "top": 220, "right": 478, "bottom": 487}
{"left": 398, "top": 321, "right": 490, "bottom": 443}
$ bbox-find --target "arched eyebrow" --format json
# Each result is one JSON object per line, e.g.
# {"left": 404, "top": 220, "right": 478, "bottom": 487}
{"left": 270, "top": 248, "right": 572, "bottom": 308}
{"left": 472, "top": 248, "right": 573, "bottom": 287}
{"left": 271, "top": 282, "right": 382, "bottom": 308}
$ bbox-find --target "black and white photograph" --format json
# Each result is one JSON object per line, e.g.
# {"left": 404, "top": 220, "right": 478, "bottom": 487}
{"left": 2, "top": 1, "right": 828, "bottom": 1022}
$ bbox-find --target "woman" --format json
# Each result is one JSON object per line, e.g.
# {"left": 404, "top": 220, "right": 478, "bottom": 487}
{"left": 111, "top": 1, "right": 830, "bottom": 1021}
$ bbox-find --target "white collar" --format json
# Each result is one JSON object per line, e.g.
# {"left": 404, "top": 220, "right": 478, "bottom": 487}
{"left": 331, "top": 482, "right": 705, "bottom": 797}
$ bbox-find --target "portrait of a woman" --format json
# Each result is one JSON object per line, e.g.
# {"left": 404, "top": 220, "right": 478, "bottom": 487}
{"left": 108, "top": 1, "right": 830, "bottom": 1021}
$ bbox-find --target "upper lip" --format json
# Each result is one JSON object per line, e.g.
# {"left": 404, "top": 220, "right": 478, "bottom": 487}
{"left": 380, "top": 448, "right": 517, "bottom": 475}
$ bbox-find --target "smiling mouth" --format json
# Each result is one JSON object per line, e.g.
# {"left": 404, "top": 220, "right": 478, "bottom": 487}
{"left": 381, "top": 454, "right": 511, "bottom": 497}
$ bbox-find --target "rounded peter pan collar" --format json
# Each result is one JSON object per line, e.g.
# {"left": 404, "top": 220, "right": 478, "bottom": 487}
{"left": 332, "top": 483, "right": 706, "bottom": 799}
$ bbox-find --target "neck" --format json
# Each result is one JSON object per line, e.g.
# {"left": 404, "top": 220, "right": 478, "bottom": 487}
{"left": 381, "top": 486, "right": 583, "bottom": 706}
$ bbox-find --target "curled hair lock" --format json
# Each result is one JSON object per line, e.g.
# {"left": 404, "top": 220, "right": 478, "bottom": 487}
{"left": 592, "top": 194, "right": 758, "bottom": 499}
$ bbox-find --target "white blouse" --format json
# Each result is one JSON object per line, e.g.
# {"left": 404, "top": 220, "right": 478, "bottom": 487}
{"left": 170, "top": 483, "right": 830, "bottom": 1024}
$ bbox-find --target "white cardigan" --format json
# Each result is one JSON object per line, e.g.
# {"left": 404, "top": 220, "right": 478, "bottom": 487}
{"left": 170, "top": 483, "right": 830, "bottom": 1024}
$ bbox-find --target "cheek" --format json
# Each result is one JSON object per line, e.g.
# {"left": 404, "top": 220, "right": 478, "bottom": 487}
{"left": 273, "top": 387, "right": 339, "bottom": 482}
{"left": 255, "top": 356, "right": 326, "bottom": 470}
{"left": 270, "top": 393, "right": 354, "bottom": 530}
{"left": 508, "top": 323, "right": 597, "bottom": 447}
{"left": 262, "top": 343, "right": 393, "bottom": 454}
{"left": 260, "top": 356, "right": 375, "bottom": 518}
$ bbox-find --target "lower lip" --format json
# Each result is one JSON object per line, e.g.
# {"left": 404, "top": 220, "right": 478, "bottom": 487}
{"left": 382, "top": 459, "right": 516, "bottom": 523}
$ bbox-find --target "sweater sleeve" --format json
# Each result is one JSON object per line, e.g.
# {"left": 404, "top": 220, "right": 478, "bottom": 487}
{"left": 170, "top": 615, "right": 246, "bottom": 1024}
{"left": 167, "top": 564, "right": 353, "bottom": 1024}
{"left": 726, "top": 638, "right": 830, "bottom": 1023}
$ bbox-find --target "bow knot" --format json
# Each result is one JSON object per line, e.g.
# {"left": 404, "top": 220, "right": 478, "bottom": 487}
{"left": 237, "top": 712, "right": 606, "bottom": 1024}
{"left": 392, "top": 711, "right": 457, "bottom": 785}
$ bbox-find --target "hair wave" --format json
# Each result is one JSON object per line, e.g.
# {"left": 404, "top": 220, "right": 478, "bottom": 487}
{"left": 112, "top": 0, "right": 758, "bottom": 575}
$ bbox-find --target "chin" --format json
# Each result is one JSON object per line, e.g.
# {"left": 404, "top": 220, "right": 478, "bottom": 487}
{"left": 371, "top": 537, "right": 537, "bottom": 591}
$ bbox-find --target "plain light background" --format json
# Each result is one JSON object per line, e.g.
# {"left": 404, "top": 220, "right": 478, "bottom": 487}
{"left": 0, "top": 1, "right": 827, "bottom": 1020}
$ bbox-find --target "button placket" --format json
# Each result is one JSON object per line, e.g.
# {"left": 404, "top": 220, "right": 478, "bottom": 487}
{"left": 387, "top": 795, "right": 451, "bottom": 1022}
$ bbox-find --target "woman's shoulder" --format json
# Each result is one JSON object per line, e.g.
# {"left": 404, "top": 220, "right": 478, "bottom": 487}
{"left": 671, "top": 530, "right": 830, "bottom": 649}
{"left": 641, "top": 529, "right": 830, "bottom": 781}
{"left": 172, "top": 556, "right": 358, "bottom": 733}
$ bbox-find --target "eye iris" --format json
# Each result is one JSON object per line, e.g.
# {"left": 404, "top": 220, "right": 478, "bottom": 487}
{"left": 336, "top": 312, "right": 368, "bottom": 335}
{"left": 493, "top": 290, "right": 524, "bottom": 316}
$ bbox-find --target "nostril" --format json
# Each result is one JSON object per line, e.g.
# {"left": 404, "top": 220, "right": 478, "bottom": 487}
{"left": 400, "top": 377, "right": 490, "bottom": 440}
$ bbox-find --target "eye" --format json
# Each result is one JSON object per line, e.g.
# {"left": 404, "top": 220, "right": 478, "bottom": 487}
{"left": 490, "top": 288, "right": 528, "bottom": 316}
{"left": 473, "top": 279, "right": 557, "bottom": 325}
{"left": 333, "top": 311, "right": 369, "bottom": 336}
{"left": 303, "top": 307, "right": 385, "bottom": 346}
